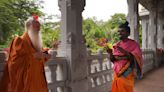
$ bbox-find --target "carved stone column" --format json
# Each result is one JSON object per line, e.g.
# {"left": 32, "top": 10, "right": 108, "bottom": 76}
{"left": 58, "top": 0, "right": 88, "bottom": 92}
{"left": 148, "top": 2, "right": 158, "bottom": 50}
{"left": 157, "top": 13, "right": 164, "bottom": 48}
{"left": 147, "top": 1, "right": 159, "bottom": 67}
{"left": 127, "top": 0, "right": 140, "bottom": 43}
{"left": 141, "top": 17, "right": 149, "bottom": 49}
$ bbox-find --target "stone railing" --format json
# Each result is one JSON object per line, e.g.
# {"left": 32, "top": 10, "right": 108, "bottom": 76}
{"left": 142, "top": 49, "right": 155, "bottom": 73}
{"left": 87, "top": 50, "right": 113, "bottom": 92}
{"left": 0, "top": 49, "right": 159, "bottom": 92}
{"left": 156, "top": 48, "right": 164, "bottom": 66}
{"left": 0, "top": 50, "right": 68, "bottom": 92}
{"left": 45, "top": 51, "right": 68, "bottom": 92}
{"left": 87, "top": 49, "right": 156, "bottom": 92}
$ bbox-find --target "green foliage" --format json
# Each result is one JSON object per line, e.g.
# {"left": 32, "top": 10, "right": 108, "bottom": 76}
{"left": 139, "top": 24, "right": 142, "bottom": 46}
{"left": 0, "top": 0, "right": 43, "bottom": 46}
{"left": 1, "top": 3, "right": 141, "bottom": 53}
{"left": 106, "top": 13, "right": 126, "bottom": 29}
{"left": 83, "top": 14, "right": 126, "bottom": 52}
{"left": 42, "top": 22, "right": 60, "bottom": 48}
{"left": 83, "top": 18, "right": 105, "bottom": 52}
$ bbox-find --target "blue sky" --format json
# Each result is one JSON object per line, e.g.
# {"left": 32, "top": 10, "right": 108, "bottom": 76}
{"left": 41, "top": 0, "right": 128, "bottom": 21}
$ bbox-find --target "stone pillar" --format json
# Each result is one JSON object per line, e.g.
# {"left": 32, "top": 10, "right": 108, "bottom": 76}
{"left": 148, "top": 1, "right": 158, "bottom": 67}
{"left": 157, "top": 14, "right": 164, "bottom": 48}
{"left": 58, "top": 0, "right": 88, "bottom": 92}
{"left": 148, "top": 3, "right": 158, "bottom": 50}
{"left": 127, "top": 0, "right": 140, "bottom": 43}
{"left": 141, "top": 17, "right": 149, "bottom": 49}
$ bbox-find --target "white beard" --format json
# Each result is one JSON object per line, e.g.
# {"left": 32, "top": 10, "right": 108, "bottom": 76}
{"left": 28, "top": 30, "right": 42, "bottom": 51}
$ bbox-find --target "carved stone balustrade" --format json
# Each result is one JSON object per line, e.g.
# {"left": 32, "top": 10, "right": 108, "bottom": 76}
{"left": 87, "top": 49, "right": 113, "bottom": 92}
{"left": 0, "top": 49, "right": 160, "bottom": 92}
{"left": 45, "top": 50, "right": 68, "bottom": 92}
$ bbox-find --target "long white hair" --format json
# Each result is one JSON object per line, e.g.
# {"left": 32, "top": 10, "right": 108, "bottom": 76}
{"left": 25, "top": 17, "right": 42, "bottom": 51}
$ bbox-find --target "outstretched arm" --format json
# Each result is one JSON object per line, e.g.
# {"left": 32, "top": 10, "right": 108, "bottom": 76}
{"left": 33, "top": 52, "right": 51, "bottom": 61}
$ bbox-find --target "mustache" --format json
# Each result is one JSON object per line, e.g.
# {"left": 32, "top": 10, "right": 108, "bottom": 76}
{"left": 28, "top": 30, "right": 42, "bottom": 51}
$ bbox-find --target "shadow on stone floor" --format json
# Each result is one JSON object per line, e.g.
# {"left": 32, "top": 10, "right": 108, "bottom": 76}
{"left": 134, "top": 64, "right": 164, "bottom": 92}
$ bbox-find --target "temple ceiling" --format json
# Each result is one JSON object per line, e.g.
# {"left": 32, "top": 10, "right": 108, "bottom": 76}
{"left": 139, "top": 0, "right": 164, "bottom": 14}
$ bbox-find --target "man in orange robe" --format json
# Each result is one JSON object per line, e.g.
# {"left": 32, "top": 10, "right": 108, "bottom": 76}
{"left": 0, "top": 16, "right": 51, "bottom": 92}
{"left": 106, "top": 21, "right": 143, "bottom": 92}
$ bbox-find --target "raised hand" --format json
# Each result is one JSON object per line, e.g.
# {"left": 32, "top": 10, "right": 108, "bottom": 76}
{"left": 105, "top": 46, "right": 112, "bottom": 54}
{"left": 52, "top": 41, "right": 61, "bottom": 50}
{"left": 117, "top": 46, "right": 133, "bottom": 61}
{"left": 117, "top": 46, "right": 129, "bottom": 55}
{"left": 33, "top": 52, "right": 51, "bottom": 60}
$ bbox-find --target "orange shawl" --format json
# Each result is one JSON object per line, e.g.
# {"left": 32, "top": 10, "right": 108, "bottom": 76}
{"left": 0, "top": 32, "right": 48, "bottom": 92}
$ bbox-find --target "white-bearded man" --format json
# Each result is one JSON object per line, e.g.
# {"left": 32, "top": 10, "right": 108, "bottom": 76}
{"left": 0, "top": 15, "right": 51, "bottom": 92}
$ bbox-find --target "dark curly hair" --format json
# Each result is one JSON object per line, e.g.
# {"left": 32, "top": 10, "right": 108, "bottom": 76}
{"left": 119, "top": 21, "right": 130, "bottom": 34}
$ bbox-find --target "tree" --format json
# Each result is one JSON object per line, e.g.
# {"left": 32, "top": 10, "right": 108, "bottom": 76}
{"left": 105, "top": 13, "right": 126, "bottom": 29}
{"left": 104, "top": 13, "right": 126, "bottom": 43}
{"left": 42, "top": 20, "right": 61, "bottom": 48}
{"left": 83, "top": 18, "right": 107, "bottom": 52}
{"left": 82, "top": 14, "right": 127, "bottom": 52}
{"left": 0, "top": 0, "right": 43, "bottom": 47}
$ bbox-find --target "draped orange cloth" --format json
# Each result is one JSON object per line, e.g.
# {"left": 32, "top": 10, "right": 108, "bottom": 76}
{"left": 0, "top": 32, "right": 48, "bottom": 92}
{"left": 112, "top": 72, "right": 134, "bottom": 92}
{"left": 111, "top": 38, "right": 142, "bottom": 92}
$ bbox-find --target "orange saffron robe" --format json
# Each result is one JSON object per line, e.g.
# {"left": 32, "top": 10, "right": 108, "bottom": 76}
{"left": 111, "top": 39, "right": 142, "bottom": 92}
{"left": 0, "top": 32, "right": 48, "bottom": 92}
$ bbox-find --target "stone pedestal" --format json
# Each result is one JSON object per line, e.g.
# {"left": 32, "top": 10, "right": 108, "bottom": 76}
{"left": 58, "top": 0, "right": 88, "bottom": 92}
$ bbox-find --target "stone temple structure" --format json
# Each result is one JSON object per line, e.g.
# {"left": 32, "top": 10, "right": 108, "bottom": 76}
{"left": 0, "top": 0, "right": 164, "bottom": 92}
